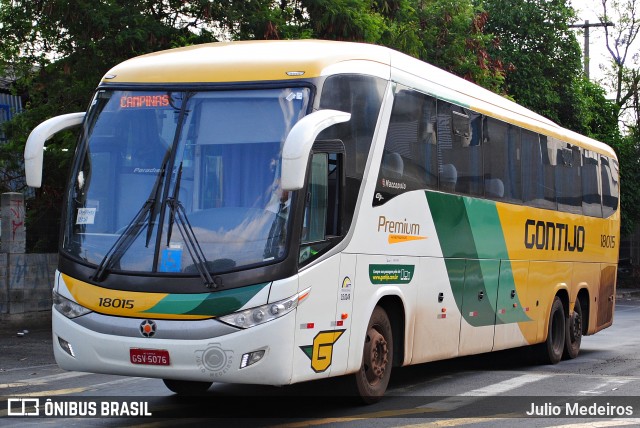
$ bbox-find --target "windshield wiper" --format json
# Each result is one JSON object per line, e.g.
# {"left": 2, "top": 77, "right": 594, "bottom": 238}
{"left": 165, "top": 162, "right": 215, "bottom": 288}
{"left": 92, "top": 154, "right": 169, "bottom": 282}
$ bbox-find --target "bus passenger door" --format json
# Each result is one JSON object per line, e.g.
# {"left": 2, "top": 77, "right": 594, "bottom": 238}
{"left": 458, "top": 259, "right": 499, "bottom": 356}
{"left": 292, "top": 147, "right": 352, "bottom": 383}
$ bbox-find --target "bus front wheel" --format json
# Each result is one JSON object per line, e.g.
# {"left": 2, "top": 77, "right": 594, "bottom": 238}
{"left": 162, "top": 379, "right": 213, "bottom": 395}
{"left": 563, "top": 298, "right": 583, "bottom": 360}
{"left": 538, "top": 296, "right": 565, "bottom": 364}
{"left": 354, "top": 306, "right": 393, "bottom": 404}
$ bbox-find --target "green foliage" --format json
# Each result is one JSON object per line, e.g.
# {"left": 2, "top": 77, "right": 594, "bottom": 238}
{"left": 482, "top": 0, "right": 584, "bottom": 125}
{"left": 1, "top": 0, "right": 632, "bottom": 249}
{"left": 302, "top": 0, "right": 386, "bottom": 42}
{"left": 0, "top": 0, "right": 218, "bottom": 251}
{"left": 612, "top": 130, "right": 640, "bottom": 237}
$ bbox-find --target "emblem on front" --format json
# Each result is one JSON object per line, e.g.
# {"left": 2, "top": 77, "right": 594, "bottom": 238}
{"left": 140, "top": 320, "right": 157, "bottom": 337}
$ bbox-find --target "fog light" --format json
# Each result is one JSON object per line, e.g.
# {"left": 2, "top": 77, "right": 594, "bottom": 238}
{"left": 58, "top": 336, "right": 75, "bottom": 357}
{"left": 240, "top": 350, "right": 265, "bottom": 368}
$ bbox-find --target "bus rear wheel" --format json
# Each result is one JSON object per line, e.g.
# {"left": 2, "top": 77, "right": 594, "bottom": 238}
{"left": 538, "top": 296, "right": 565, "bottom": 364}
{"left": 563, "top": 298, "right": 583, "bottom": 360}
{"left": 354, "top": 306, "right": 393, "bottom": 404}
{"left": 162, "top": 379, "right": 213, "bottom": 395}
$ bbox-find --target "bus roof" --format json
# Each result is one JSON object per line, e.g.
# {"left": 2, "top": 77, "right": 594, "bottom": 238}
{"left": 102, "top": 39, "right": 616, "bottom": 159}
{"left": 102, "top": 39, "right": 391, "bottom": 84}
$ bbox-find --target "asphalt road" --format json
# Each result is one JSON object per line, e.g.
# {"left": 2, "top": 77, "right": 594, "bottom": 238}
{"left": 1, "top": 289, "right": 639, "bottom": 427}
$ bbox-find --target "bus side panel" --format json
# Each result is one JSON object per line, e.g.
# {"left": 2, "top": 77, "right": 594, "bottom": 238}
{"left": 411, "top": 256, "right": 462, "bottom": 364}
{"left": 291, "top": 255, "right": 343, "bottom": 384}
{"left": 528, "top": 261, "right": 572, "bottom": 343}
{"left": 458, "top": 259, "right": 499, "bottom": 356}
{"left": 493, "top": 260, "right": 532, "bottom": 351}
{"left": 595, "top": 263, "right": 617, "bottom": 332}
{"left": 346, "top": 254, "right": 417, "bottom": 372}
{"left": 570, "top": 261, "right": 600, "bottom": 334}
{"left": 329, "top": 253, "right": 357, "bottom": 377}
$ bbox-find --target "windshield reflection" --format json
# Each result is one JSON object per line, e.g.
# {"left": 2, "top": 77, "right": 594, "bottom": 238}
{"left": 64, "top": 87, "right": 310, "bottom": 276}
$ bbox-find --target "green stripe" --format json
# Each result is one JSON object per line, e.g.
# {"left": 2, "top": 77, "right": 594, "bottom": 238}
{"left": 144, "top": 282, "right": 269, "bottom": 316}
{"left": 426, "top": 191, "right": 529, "bottom": 325}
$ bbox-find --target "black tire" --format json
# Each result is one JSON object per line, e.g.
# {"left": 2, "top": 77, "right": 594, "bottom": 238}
{"left": 162, "top": 379, "right": 213, "bottom": 395}
{"left": 353, "top": 306, "right": 393, "bottom": 404}
{"left": 563, "top": 298, "right": 583, "bottom": 360}
{"left": 537, "top": 296, "right": 566, "bottom": 364}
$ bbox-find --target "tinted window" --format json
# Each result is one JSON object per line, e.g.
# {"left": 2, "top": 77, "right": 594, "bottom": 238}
{"left": 436, "top": 101, "right": 483, "bottom": 196}
{"left": 483, "top": 117, "right": 521, "bottom": 202}
{"left": 601, "top": 156, "right": 619, "bottom": 218}
{"left": 556, "top": 143, "right": 582, "bottom": 214}
{"left": 582, "top": 150, "right": 602, "bottom": 217}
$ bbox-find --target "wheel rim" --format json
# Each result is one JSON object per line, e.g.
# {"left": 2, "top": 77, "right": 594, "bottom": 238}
{"left": 569, "top": 310, "right": 582, "bottom": 343}
{"left": 363, "top": 326, "right": 388, "bottom": 385}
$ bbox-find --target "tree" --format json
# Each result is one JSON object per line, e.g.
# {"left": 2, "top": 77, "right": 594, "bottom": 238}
{"left": 593, "top": 0, "right": 640, "bottom": 238}
{"left": 0, "top": 0, "right": 518, "bottom": 251}
{"left": 598, "top": 0, "right": 640, "bottom": 131}
{"left": 0, "top": 0, "right": 219, "bottom": 250}
{"left": 482, "top": 0, "right": 587, "bottom": 128}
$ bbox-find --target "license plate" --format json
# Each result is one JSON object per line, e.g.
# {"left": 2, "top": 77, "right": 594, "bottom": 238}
{"left": 130, "top": 348, "right": 170, "bottom": 366}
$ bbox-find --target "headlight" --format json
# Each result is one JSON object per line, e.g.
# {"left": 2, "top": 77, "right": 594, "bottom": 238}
{"left": 53, "top": 290, "right": 92, "bottom": 319}
{"left": 219, "top": 288, "right": 310, "bottom": 329}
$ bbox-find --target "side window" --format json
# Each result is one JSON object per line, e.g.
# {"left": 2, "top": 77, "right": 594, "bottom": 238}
{"left": 374, "top": 88, "right": 436, "bottom": 205}
{"left": 601, "top": 156, "right": 620, "bottom": 218}
{"left": 582, "top": 150, "right": 602, "bottom": 217}
{"left": 483, "top": 117, "right": 521, "bottom": 202}
{"left": 522, "top": 131, "right": 556, "bottom": 210}
{"left": 541, "top": 136, "right": 559, "bottom": 210}
{"left": 556, "top": 143, "right": 582, "bottom": 214}
{"left": 299, "top": 150, "right": 343, "bottom": 266}
{"left": 319, "top": 74, "right": 385, "bottom": 177}
{"left": 319, "top": 74, "right": 386, "bottom": 226}
{"left": 436, "top": 101, "right": 483, "bottom": 196}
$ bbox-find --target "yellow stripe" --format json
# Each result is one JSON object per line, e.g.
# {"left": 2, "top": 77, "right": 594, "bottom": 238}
{"left": 495, "top": 203, "right": 619, "bottom": 263}
{"left": 388, "top": 234, "right": 428, "bottom": 244}
{"left": 62, "top": 274, "right": 165, "bottom": 317}
{"left": 105, "top": 40, "right": 390, "bottom": 84}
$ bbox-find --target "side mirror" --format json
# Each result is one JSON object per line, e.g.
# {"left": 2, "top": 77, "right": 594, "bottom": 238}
{"left": 24, "top": 112, "right": 85, "bottom": 188}
{"left": 281, "top": 109, "right": 350, "bottom": 190}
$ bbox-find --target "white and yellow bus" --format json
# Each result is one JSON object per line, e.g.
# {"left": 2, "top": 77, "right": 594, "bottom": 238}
{"left": 24, "top": 39, "right": 620, "bottom": 403}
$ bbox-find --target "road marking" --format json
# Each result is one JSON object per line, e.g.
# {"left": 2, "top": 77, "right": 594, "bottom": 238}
{"left": 394, "top": 416, "right": 521, "bottom": 427}
{"left": 273, "top": 374, "right": 548, "bottom": 427}
{"left": 579, "top": 378, "right": 633, "bottom": 396}
{"left": 1, "top": 376, "right": 141, "bottom": 398}
{"left": 1, "top": 371, "right": 91, "bottom": 388}
{"left": 547, "top": 419, "right": 640, "bottom": 427}
{"left": 419, "top": 373, "right": 551, "bottom": 411}
{"left": 460, "top": 373, "right": 552, "bottom": 396}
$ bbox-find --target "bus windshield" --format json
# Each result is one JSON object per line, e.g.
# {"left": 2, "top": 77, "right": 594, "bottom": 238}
{"left": 63, "top": 87, "right": 310, "bottom": 277}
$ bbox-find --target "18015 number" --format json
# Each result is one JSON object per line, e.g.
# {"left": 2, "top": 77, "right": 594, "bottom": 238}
{"left": 601, "top": 234, "right": 616, "bottom": 248}
{"left": 98, "top": 297, "right": 134, "bottom": 309}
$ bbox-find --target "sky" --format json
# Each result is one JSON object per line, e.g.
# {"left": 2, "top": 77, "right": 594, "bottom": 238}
{"left": 570, "top": 0, "right": 638, "bottom": 85}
